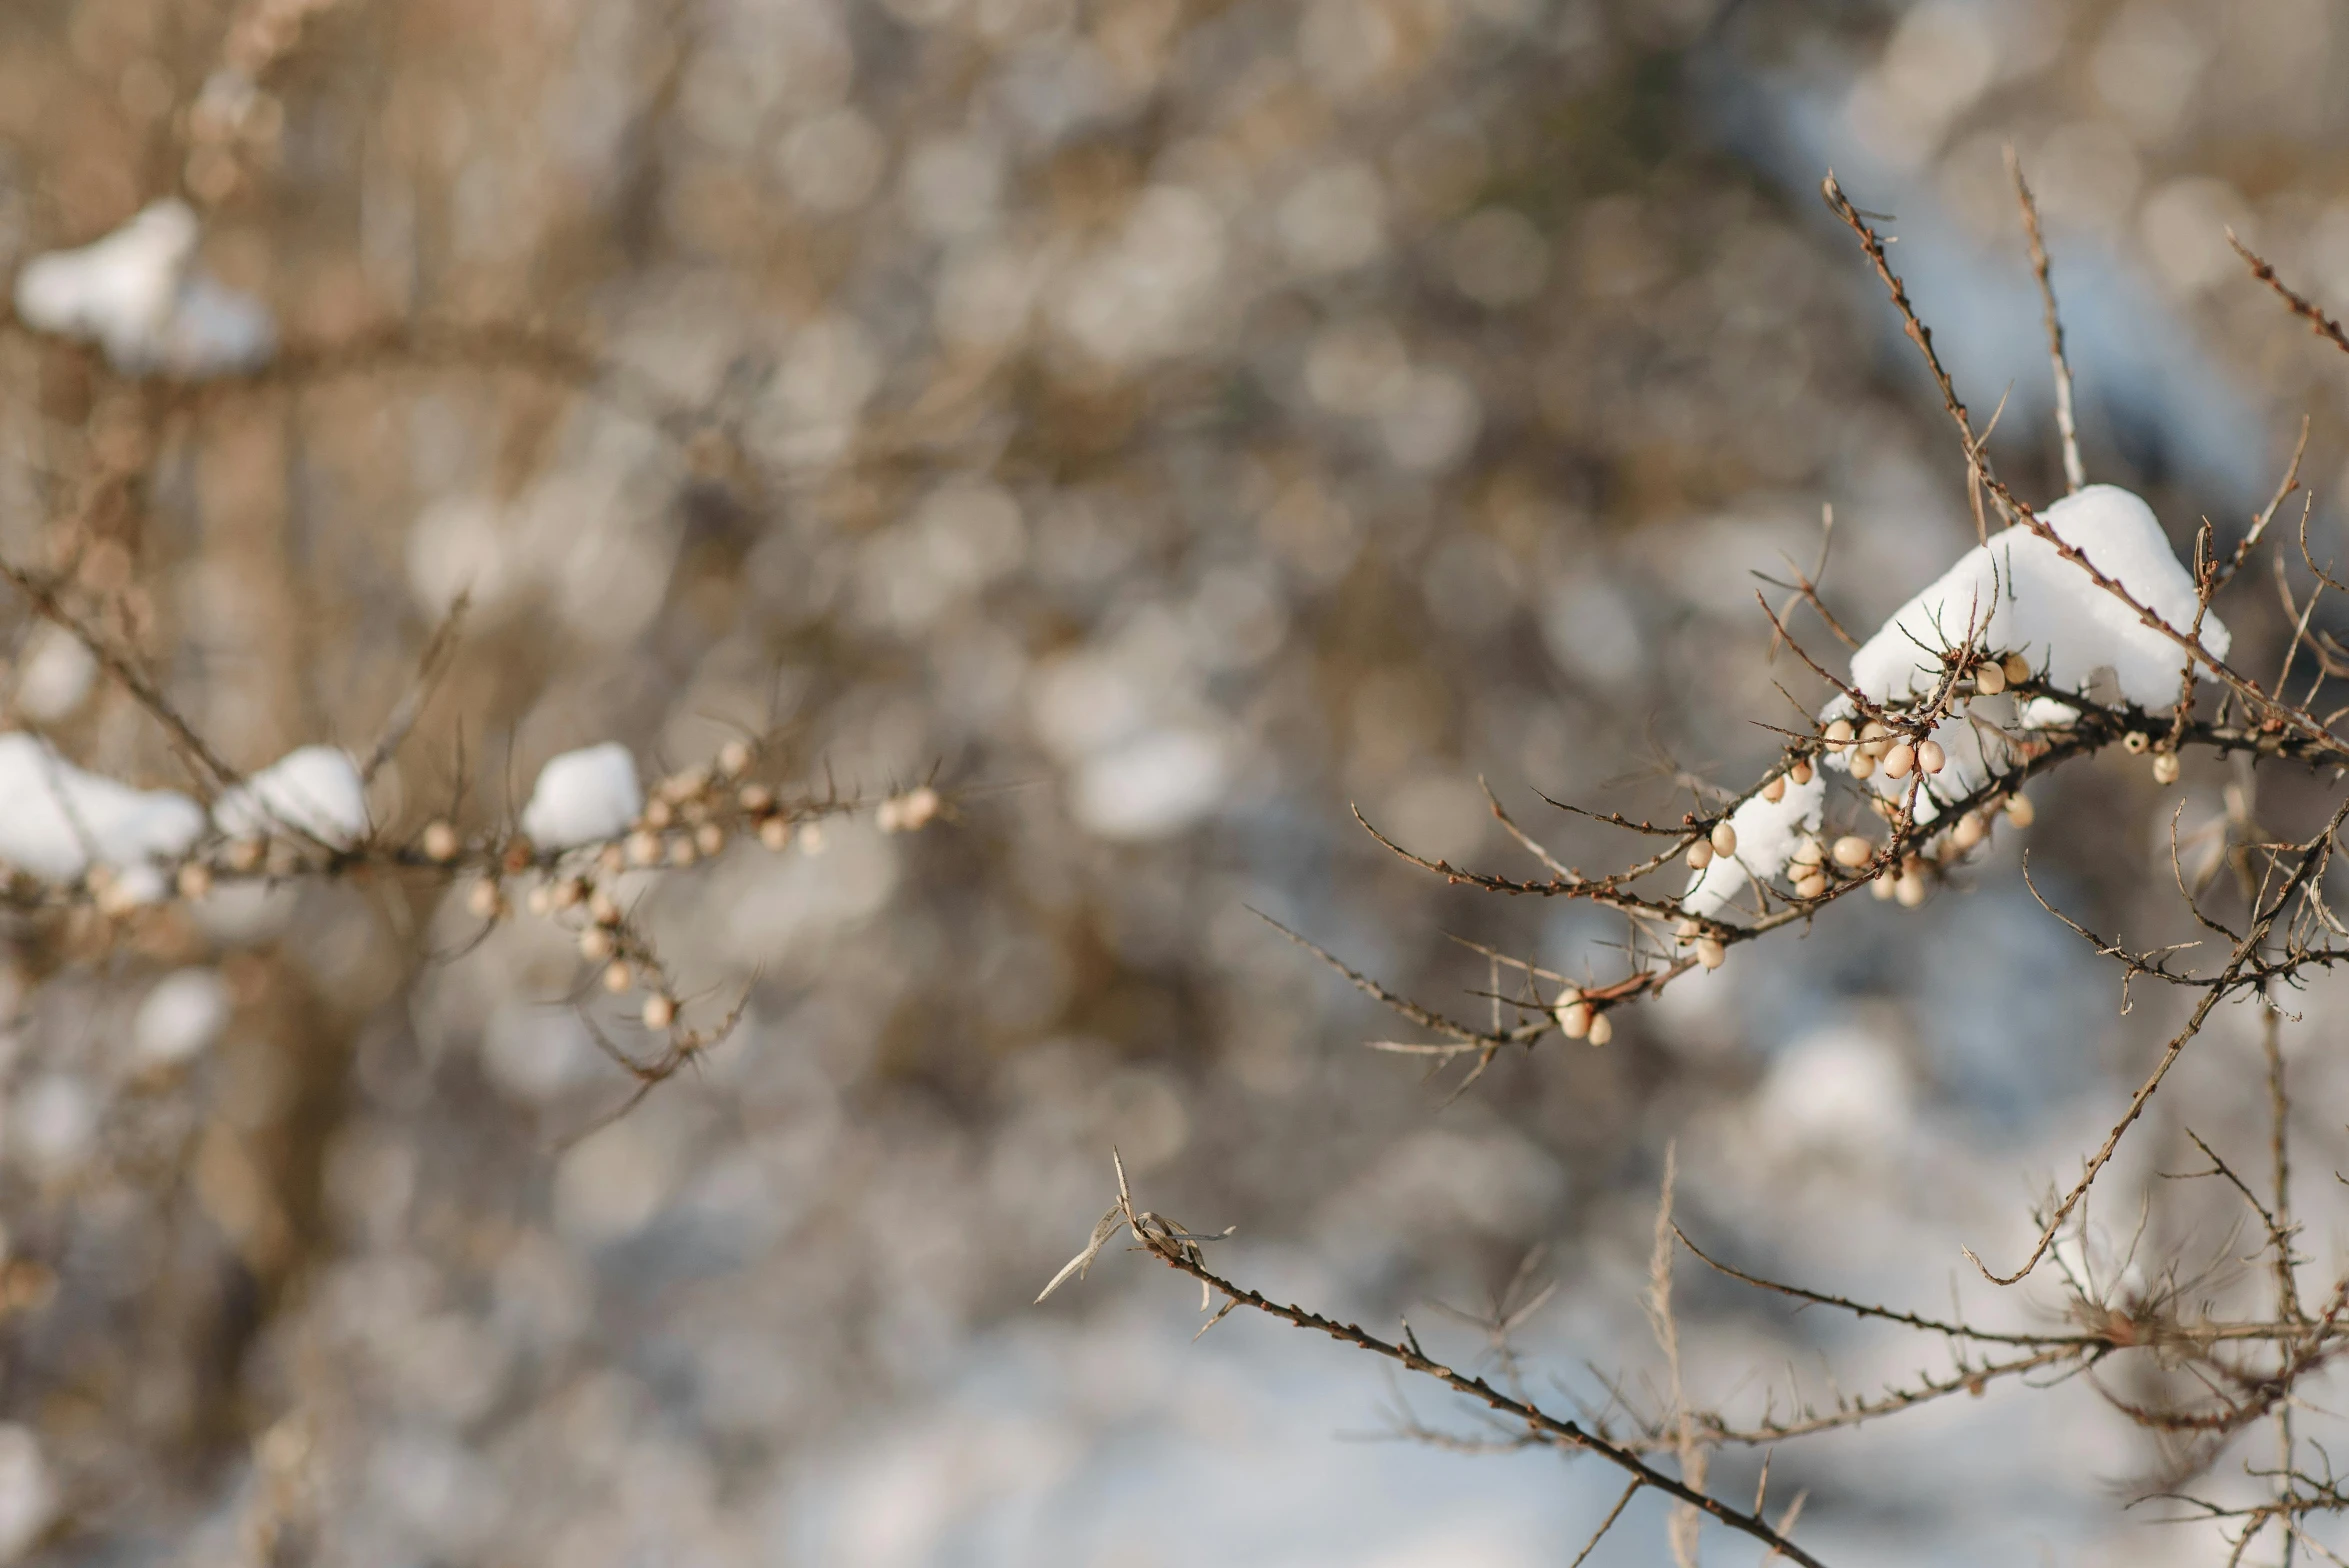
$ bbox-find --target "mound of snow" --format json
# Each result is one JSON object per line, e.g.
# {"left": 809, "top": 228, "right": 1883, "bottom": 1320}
{"left": 1683, "top": 769, "right": 1826, "bottom": 920}
{"left": 14, "top": 199, "right": 274, "bottom": 376}
{"left": 1828, "top": 486, "right": 2220, "bottom": 823}
{"left": 1849, "top": 485, "right": 2225, "bottom": 708}
{"left": 519, "top": 743, "right": 643, "bottom": 847}
{"left": 214, "top": 747, "right": 369, "bottom": 846}
{"left": 0, "top": 734, "right": 203, "bottom": 884}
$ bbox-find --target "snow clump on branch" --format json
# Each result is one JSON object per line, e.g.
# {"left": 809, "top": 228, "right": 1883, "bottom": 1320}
{"left": 519, "top": 742, "right": 644, "bottom": 848}
{"left": 1683, "top": 768, "right": 1825, "bottom": 920}
{"left": 1847, "top": 485, "right": 2225, "bottom": 706}
{"left": 213, "top": 746, "right": 369, "bottom": 846}
{"left": 13, "top": 198, "right": 275, "bottom": 376}
{"left": 1824, "top": 485, "right": 2220, "bottom": 824}
{"left": 0, "top": 733, "right": 204, "bottom": 887}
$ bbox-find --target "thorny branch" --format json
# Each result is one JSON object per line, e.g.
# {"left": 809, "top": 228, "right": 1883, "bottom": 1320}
{"left": 1040, "top": 1155, "right": 1834, "bottom": 1568}
{"left": 1057, "top": 164, "right": 2349, "bottom": 1560}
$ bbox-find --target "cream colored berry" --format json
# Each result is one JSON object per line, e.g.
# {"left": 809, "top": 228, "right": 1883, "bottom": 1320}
{"left": 1917, "top": 739, "right": 1945, "bottom": 774}
{"left": 1832, "top": 835, "right": 1873, "bottom": 869}
{"left": 798, "top": 822, "right": 827, "bottom": 855}
{"left": 642, "top": 994, "right": 677, "bottom": 1030}
{"left": 1553, "top": 990, "right": 1590, "bottom": 1039}
{"left": 1795, "top": 870, "right": 1828, "bottom": 899}
{"left": 176, "top": 862, "right": 213, "bottom": 901}
{"left": 2001, "top": 652, "right": 2031, "bottom": 684}
{"left": 1895, "top": 870, "right": 1927, "bottom": 907}
{"left": 1710, "top": 821, "right": 1737, "bottom": 857}
{"left": 2004, "top": 794, "right": 2036, "bottom": 827}
{"left": 421, "top": 820, "right": 460, "bottom": 862}
{"left": 602, "top": 960, "right": 634, "bottom": 994}
{"left": 1762, "top": 775, "right": 1786, "bottom": 804}
{"left": 1823, "top": 718, "right": 1855, "bottom": 749}
{"left": 739, "top": 784, "right": 775, "bottom": 815}
{"left": 579, "top": 927, "right": 615, "bottom": 962}
{"left": 1586, "top": 1013, "right": 1614, "bottom": 1047}
{"left": 759, "top": 816, "right": 793, "bottom": 850}
{"left": 718, "top": 740, "right": 754, "bottom": 778}
{"left": 2152, "top": 751, "right": 2180, "bottom": 785}
{"left": 695, "top": 822, "right": 726, "bottom": 856}
{"left": 466, "top": 879, "right": 505, "bottom": 920}
{"left": 1882, "top": 742, "right": 1915, "bottom": 779}
{"left": 1790, "top": 759, "right": 1814, "bottom": 785}
{"left": 1696, "top": 938, "right": 1726, "bottom": 970}
{"left": 1973, "top": 659, "right": 2006, "bottom": 695}
{"left": 1951, "top": 812, "right": 1985, "bottom": 851}
{"left": 627, "top": 830, "right": 661, "bottom": 867}
{"left": 1687, "top": 839, "right": 1713, "bottom": 871}
{"left": 2122, "top": 731, "right": 2149, "bottom": 755}
{"left": 1849, "top": 751, "right": 1877, "bottom": 781}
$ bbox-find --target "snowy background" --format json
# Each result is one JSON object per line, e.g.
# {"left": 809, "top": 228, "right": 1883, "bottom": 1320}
{"left": 0, "top": 0, "right": 2346, "bottom": 1562}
